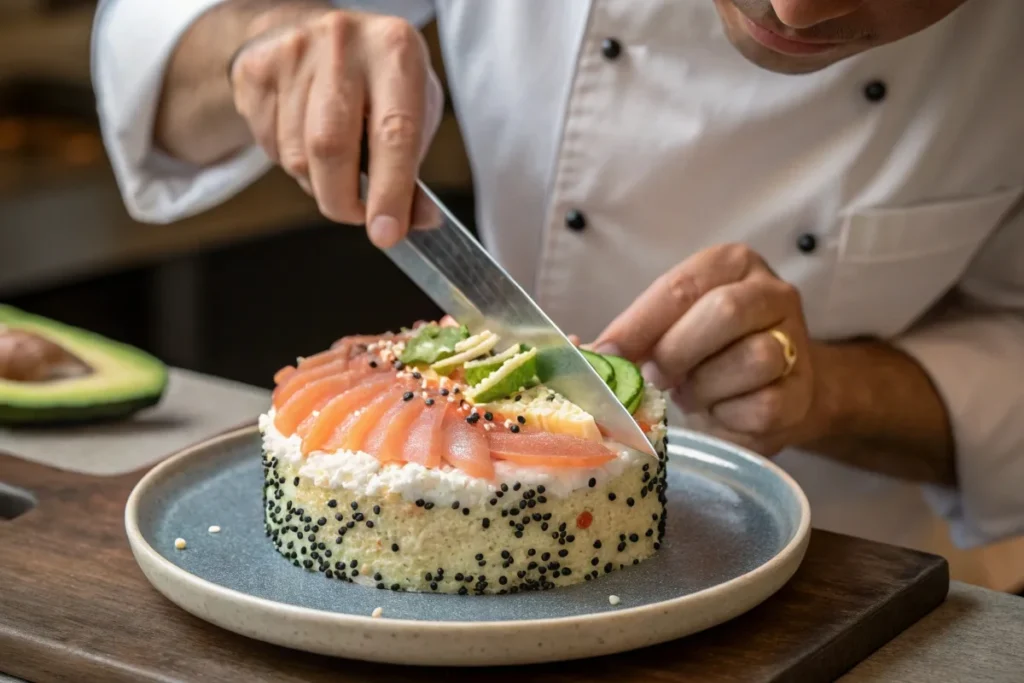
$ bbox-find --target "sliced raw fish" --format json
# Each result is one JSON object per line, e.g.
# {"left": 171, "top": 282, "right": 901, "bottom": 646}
{"left": 401, "top": 402, "right": 447, "bottom": 468}
{"left": 319, "top": 386, "right": 410, "bottom": 454}
{"left": 275, "top": 369, "right": 383, "bottom": 436}
{"left": 441, "top": 411, "right": 495, "bottom": 480}
{"left": 273, "top": 365, "right": 296, "bottom": 386}
{"left": 363, "top": 396, "right": 427, "bottom": 462}
{"left": 301, "top": 376, "right": 395, "bottom": 454}
{"left": 273, "top": 358, "right": 371, "bottom": 409}
{"left": 487, "top": 431, "right": 616, "bottom": 468}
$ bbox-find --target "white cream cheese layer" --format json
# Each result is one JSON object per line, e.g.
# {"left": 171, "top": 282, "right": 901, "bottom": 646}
{"left": 258, "top": 401, "right": 662, "bottom": 507}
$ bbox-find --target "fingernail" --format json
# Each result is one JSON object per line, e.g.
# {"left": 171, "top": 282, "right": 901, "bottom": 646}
{"left": 641, "top": 361, "right": 671, "bottom": 390}
{"left": 592, "top": 342, "right": 621, "bottom": 356}
{"left": 412, "top": 196, "right": 441, "bottom": 230}
{"left": 369, "top": 215, "right": 402, "bottom": 248}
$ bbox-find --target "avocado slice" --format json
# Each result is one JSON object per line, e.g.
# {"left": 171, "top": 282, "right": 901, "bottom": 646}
{"left": 0, "top": 305, "right": 168, "bottom": 425}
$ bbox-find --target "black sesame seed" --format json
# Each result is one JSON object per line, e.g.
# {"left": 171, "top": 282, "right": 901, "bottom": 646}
{"left": 293, "top": 477, "right": 300, "bottom": 486}
{"left": 629, "top": 533, "right": 639, "bottom": 542}
{"left": 440, "top": 388, "right": 449, "bottom": 396}
{"left": 462, "top": 508, "right": 470, "bottom": 516}
{"left": 605, "top": 563, "right": 613, "bottom": 573}
{"left": 515, "top": 394, "right": 522, "bottom": 401}
{"left": 366, "top": 521, "right": 375, "bottom": 528}
{"left": 351, "top": 569, "right": 359, "bottom": 577}
{"left": 416, "top": 499, "right": 425, "bottom": 507}
{"left": 334, "top": 513, "right": 344, "bottom": 521}
{"left": 303, "top": 559, "right": 313, "bottom": 569}
{"left": 509, "top": 520, "right": 517, "bottom": 528}
{"left": 502, "top": 510, "right": 509, "bottom": 518}
{"left": 551, "top": 532, "right": 559, "bottom": 539}
{"left": 376, "top": 582, "right": 386, "bottom": 589}
{"left": 538, "top": 566, "right": 547, "bottom": 575}
{"left": 490, "top": 498, "right": 498, "bottom": 506}
{"left": 353, "top": 513, "right": 364, "bottom": 521}
{"left": 510, "top": 425, "right": 520, "bottom": 433}
{"left": 391, "top": 583, "right": 400, "bottom": 591}
{"left": 374, "top": 572, "right": 383, "bottom": 581}
{"left": 537, "top": 496, "right": 547, "bottom": 504}
{"left": 499, "top": 576, "right": 508, "bottom": 585}
{"left": 335, "top": 536, "right": 343, "bottom": 544}
{"left": 618, "top": 542, "right": 627, "bottom": 552}
{"left": 412, "top": 371, "right": 422, "bottom": 380}
{"left": 627, "top": 498, "right": 635, "bottom": 507}
{"left": 496, "top": 490, "right": 504, "bottom": 498}
{"left": 425, "top": 398, "right": 435, "bottom": 406}
{"left": 608, "top": 493, "right": 617, "bottom": 501}
{"left": 393, "top": 360, "right": 404, "bottom": 370}
{"left": 513, "top": 483, "right": 522, "bottom": 491}
{"left": 478, "top": 560, "right": 487, "bottom": 567}
{"left": 430, "top": 582, "right": 438, "bottom": 590}
{"left": 458, "top": 586, "right": 468, "bottom": 595}
{"left": 452, "top": 501, "right": 460, "bottom": 510}
{"left": 465, "top": 575, "right": 474, "bottom": 583}
{"left": 484, "top": 412, "right": 493, "bottom": 421}
{"left": 346, "top": 521, "right": 355, "bottom": 528}
{"left": 501, "top": 484, "right": 509, "bottom": 492}
{"left": 654, "top": 542, "right": 661, "bottom": 550}
{"left": 566, "top": 535, "right": 575, "bottom": 543}
{"left": 532, "top": 513, "right": 542, "bottom": 522}
{"left": 541, "top": 523, "right": 549, "bottom": 531}
{"left": 482, "top": 518, "right": 491, "bottom": 529}
{"left": 515, "top": 530, "right": 524, "bottom": 538}
{"left": 425, "top": 502, "right": 435, "bottom": 510}
{"left": 317, "top": 517, "right": 327, "bottom": 526}
{"left": 392, "top": 543, "right": 400, "bottom": 552}
{"left": 558, "top": 549, "right": 568, "bottom": 558}
{"left": 467, "top": 413, "right": 480, "bottom": 424}
{"left": 519, "top": 500, "right": 527, "bottom": 510}
{"left": 475, "top": 553, "right": 484, "bottom": 561}
{"left": 403, "top": 391, "right": 414, "bottom": 401}
{"left": 455, "top": 573, "right": 465, "bottom": 581}
{"left": 517, "top": 415, "right": 527, "bottom": 425}
{"left": 327, "top": 499, "right": 337, "bottom": 508}
{"left": 350, "top": 502, "right": 359, "bottom": 511}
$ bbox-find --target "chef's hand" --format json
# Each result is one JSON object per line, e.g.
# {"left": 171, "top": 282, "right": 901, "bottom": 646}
{"left": 229, "top": 7, "right": 439, "bottom": 248}
{"left": 595, "top": 244, "right": 826, "bottom": 456}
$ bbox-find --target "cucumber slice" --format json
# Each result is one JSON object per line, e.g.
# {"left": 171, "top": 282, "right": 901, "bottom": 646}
{"left": 602, "top": 354, "right": 644, "bottom": 414}
{"left": 579, "top": 349, "right": 616, "bottom": 390}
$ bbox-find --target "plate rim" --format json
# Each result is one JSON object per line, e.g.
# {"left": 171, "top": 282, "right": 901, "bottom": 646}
{"left": 125, "top": 423, "right": 810, "bottom": 634}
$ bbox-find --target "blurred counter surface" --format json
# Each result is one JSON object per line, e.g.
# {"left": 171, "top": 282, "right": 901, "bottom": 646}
{"left": 0, "top": 8, "right": 471, "bottom": 298}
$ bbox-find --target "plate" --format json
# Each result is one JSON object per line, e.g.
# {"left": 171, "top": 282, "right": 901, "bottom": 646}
{"left": 125, "top": 425, "right": 810, "bottom": 666}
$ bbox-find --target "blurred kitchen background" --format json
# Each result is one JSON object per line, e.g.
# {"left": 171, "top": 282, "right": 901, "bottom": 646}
{"left": 0, "top": 1, "right": 473, "bottom": 388}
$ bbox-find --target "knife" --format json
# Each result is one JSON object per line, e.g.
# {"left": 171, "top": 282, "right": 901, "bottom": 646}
{"left": 377, "top": 178, "right": 656, "bottom": 457}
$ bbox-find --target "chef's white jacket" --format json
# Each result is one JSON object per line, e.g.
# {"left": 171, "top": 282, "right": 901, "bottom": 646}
{"left": 91, "top": 0, "right": 1024, "bottom": 591}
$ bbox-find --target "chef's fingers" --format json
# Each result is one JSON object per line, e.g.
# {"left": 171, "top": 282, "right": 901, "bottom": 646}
{"left": 649, "top": 273, "right": 788, "bottom": 387}
{"left": 411, "top": 185, "right": 441, "bottom": 230}
{"left": 682, "top": 329, "right": 795, "bottom": 410}
{"left": 276, "top": 31, "right": 314, "bottom": 186}
{"left": 595, "top": 244, "right": 763, "bottom": 361}
{"left": 304, "top": 19, "right": 366, "bottom": 226}
{"left": 363, "top": 17, "right": 428, "bottom": 248}
{"left": 708, "top": 373, "right": 809, "bottom": 435}
{"left": 231, "top": 40, "right": 280, "bottom": 162}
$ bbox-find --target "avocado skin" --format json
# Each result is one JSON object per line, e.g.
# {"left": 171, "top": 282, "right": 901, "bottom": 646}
{"left": 0, "top": 305, "right": 169, "bottom": 426}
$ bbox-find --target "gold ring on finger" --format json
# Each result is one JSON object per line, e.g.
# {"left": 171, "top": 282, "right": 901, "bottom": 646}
{"left": 769, "top": 329, "right": 798, "bottom": 377}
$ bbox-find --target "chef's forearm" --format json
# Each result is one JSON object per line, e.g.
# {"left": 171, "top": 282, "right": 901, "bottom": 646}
{"left": 153, "top": 0, "right": 330, "bottom": 165}
{"left": 802, "top": 340, "right": 957, "bottom": 487}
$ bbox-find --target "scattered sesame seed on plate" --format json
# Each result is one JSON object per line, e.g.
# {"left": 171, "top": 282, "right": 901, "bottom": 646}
{"left": 608, "top": 595, "right": 621, "bottom": 606}
{"left": 208, "top": 525, "right": 221, "bottom": 533}
{"left": 371, "top": 607, "right": 383, "bottom": 618}
{"left": 174, "top": 538, "right": 187, "bottom": 550}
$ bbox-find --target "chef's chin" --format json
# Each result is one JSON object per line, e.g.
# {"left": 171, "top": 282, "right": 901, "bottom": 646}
{"left": 712, "top": 0, "right": 858, "bottom": 75}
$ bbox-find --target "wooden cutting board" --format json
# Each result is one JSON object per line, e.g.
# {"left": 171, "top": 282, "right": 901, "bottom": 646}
{"left": 0, "top": 452, "right": 949, "bottom": 683}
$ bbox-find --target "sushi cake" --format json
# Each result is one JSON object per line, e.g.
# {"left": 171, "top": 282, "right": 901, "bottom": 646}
{"left": 260, "top": 319, "right": 668, "bottom": 594}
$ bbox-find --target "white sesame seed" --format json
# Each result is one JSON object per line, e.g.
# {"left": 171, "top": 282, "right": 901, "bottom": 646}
{"left": 372, "top": 607, "right": 384, "bottom": 618}
{"left": 174, "top": 538, "right": 187, "bottom": 550}
{"left": 421, "top": 380, "right": 428, "bottom": 389}
{"left": 208, "top": 525, "right": 221, "bottom": 534}
{"left": 447, "top": 396, "right": 455, "bottom": 403}
{"left": 503, "top": 420, "right": 513, "bottom": 428}
{"left": 484, "top": 423, "right": 494, "bottom": 431}
{"left": 608, "top": 595, "right": 621, "bottom": 606}
{"left": 421, "top": 391, "right": 428, "bottom": 399}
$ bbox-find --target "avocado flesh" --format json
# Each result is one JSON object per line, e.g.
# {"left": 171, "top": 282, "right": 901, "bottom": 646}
{"left": 0, "top": 305, "right": 168, "bottom": 425}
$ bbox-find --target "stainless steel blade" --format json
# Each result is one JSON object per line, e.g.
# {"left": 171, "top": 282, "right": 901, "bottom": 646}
{"left": 381, "top": 180, "right": 656, "bottom": 456}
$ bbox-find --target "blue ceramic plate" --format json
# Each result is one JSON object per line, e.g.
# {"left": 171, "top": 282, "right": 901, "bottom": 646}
{"left": 126, "top": 425, "right": 810, "bottom": 666}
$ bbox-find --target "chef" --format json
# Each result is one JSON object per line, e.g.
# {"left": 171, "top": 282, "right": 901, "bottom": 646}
{"left": 91, "top": 0, "right": 1024, "bottom": 592}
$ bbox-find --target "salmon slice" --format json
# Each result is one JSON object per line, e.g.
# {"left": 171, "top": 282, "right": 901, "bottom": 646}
{"left": 441, "top": 411, "right": 495, "bottom": 480}
{"left": 401, "top": 402, "right": 448, "bottom": 468}
{"left": 319, "top": 386, "right": 410, "bottom": 454}
{"left": 275, "top": 369, "right": 380, "bottom": 436}
{"left": 301, "top": 376, "right": 395, "bottom": 454}
{"left": 273, "top": 358, "right": 366, "bottom": 409}
{"left": 363, "top": 396, "right": 427, "bottom": 463}
{"left": 330, "top": 333, "right": 394, "bottom": 351}
{"left": 274, "top": 365, "right": 296, "bottom": 386}
{"left": 488, "top": 432, "right": 617, "bottom": 469}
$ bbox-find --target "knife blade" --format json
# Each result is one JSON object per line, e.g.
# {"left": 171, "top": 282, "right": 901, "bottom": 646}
{"left": 379, "top": 179, "right": 656, "bottom": 457}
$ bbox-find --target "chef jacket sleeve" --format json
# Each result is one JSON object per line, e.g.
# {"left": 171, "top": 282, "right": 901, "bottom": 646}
{"left": 91, "top": 0, "right": 442, "bottom": 224}
{"left": 891, "top": 192, "right": 1024, "bottom": 549}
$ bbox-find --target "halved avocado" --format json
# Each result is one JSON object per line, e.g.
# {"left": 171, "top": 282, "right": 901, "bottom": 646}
{"left": 0, "top": 305, "right": 168, "bottom": 425}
